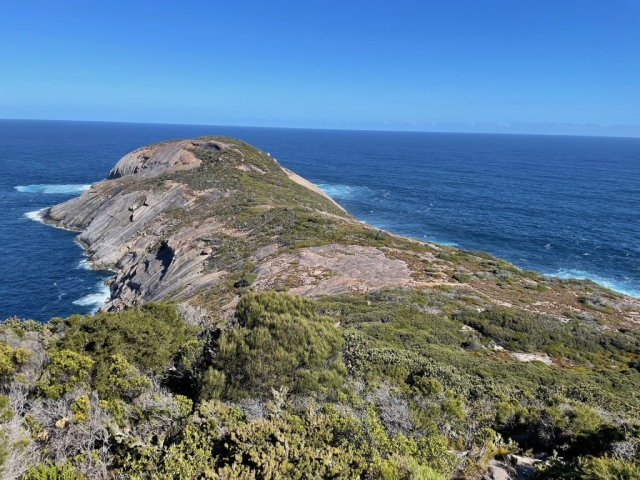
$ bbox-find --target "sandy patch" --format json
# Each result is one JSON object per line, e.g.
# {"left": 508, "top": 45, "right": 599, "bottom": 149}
{"left": 281, "top": 167, "right": 346, "bottom": 212}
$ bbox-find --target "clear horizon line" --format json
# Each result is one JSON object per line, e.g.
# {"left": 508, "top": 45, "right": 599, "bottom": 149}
{"left": 1, "top": 116, "right": 640, "bottom": 140}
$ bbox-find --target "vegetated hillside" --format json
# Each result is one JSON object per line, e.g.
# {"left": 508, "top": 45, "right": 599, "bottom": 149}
{"left": 2, "top": 137, "right": 640, "bottom": 479}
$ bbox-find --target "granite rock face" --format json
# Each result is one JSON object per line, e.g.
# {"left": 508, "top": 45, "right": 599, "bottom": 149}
{"left": 107, "top": 139, "right": 209, "bottom": 179}
{"left": 42, "top": 137, "right": 367, "bottom": 312}
{"left": 254, "top": 244, "right": 414, "bottom": 296}
{"left": 44, "top": 140, "right": 236, "bottom": 310}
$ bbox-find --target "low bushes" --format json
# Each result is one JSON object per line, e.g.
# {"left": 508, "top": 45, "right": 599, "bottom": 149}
{"left": 209, "top": 292, "right": 345, "bottom": 399}
{"left": 43, "top": 303, "right": 201, "bottom": 398}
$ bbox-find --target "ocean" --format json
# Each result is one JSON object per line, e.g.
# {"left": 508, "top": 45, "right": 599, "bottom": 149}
{"left": 1, "top": 119, "right": 639, "bottom": 322}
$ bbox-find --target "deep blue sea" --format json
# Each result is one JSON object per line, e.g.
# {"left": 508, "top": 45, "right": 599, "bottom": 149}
{"left": 1, "top": 120, "right": 639, "bottom": 321}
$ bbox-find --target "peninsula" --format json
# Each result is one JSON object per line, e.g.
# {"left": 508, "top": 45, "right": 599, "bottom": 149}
{"left": 2, "top": 137, "right": 640, "bottom": 479}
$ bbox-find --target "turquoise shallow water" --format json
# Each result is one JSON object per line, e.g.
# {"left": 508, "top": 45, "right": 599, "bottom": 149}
{"left": 1, "top": 120, "right": 639, "bottom": 321}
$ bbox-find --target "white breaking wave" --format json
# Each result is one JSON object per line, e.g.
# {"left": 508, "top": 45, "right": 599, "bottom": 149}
{"left": 77, "top": 259, "right": 92, "bottom": 270}
{"left": 428, "top": 239, "right": 458, "bottom": 247}
{"left": 15, "top": 184, "right": 91, "bottom": 194}
{"left": 72, "top": 283, "right": 111, "bottom": 314}
{"left": 549, "top": 269, "right": 640, "bottom": 299}
{"left": 315, "top": 183, "right": 367, "bottom": 199}
{"left": 24, "top": 208, "right": 47, "bottom": 223}
{"left": 25, "top": 208, "right": 80, "bottom": 232}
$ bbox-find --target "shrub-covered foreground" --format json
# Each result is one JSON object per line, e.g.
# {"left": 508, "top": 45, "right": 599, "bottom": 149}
{"left": 1, "top": 291, "right": 639, "bottom": 479}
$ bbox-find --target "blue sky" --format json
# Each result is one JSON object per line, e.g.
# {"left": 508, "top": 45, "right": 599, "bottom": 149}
{"left": 1, "top": 1, "right": 639, "bottom": 135}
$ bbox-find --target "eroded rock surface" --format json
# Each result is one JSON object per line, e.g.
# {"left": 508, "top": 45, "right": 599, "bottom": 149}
{"left": 254, "top": 244, "right": 413, "bottom": 296}
{"left": 45, "top": 177, "right": 229, "bottom": 310}
{"left": 42, "top": 137, "right": 367, "bottom": 311}
{"left": 108, "top": 140, "right": 214, "bottom": 179}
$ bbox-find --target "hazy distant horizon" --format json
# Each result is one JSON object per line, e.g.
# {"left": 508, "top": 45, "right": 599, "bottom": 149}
{"left": 2, "top": 117, "right": 640, "bottom": 139}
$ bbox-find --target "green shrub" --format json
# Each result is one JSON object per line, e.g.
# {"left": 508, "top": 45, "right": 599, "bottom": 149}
{"left": 454, "top": 306, "right": 640, "bottom": 368}
{"left": 583, "top": 456, "right": 640, "bottom": 479}
{"left": 212, "top": 292, "right": 345, "bottom": 398}
{"left": 0, "top": 342, "right": 31, "bottom": 380}
{"left": 199, "top": 367, "right": 225, "bottom": 401}
{"left": 22, "top": 463, "right": 84, "bottom": 480}
{"left": 125, "top": 398, "right": 455, "bottom": 479}
{"left": 536, "top": 455, "right": 640, "bottom": 479}
{"left": 233, "top": 272, "right": 257, "bottom": 288}
{"left": 37, "top": 350, "right": 93, "bottom": 399}
{"left": 70, "top": 395, "right": 90, "bottom": 423}
{"left": 50, "top": 303, "right": 199, "bottom": 398}
{"left": 0, "top": 318, "right": 43, "bottom": 339}
{"left": 106, "top": 354, "right": 150, "bottom": 400}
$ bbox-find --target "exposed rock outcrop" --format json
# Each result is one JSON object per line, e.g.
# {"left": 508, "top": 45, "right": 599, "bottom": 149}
{"left": 254, "top": 244, "right": 413, "bottom": 296}
{"left": 42, "top": 137, "right": 373, "bottom": 312}
{"left": 108, "top": 140, "right": 207, "bottom": 179}
{"left": 45, "top": 178, "right": 228, "bottom": 310}
{"left": 281, "top": 166, "right": 345, "bottom": 211}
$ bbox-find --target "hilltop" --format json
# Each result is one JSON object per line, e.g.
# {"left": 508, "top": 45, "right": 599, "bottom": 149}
{"left": 1, "top": 137, "right": 640, "bottom": 479}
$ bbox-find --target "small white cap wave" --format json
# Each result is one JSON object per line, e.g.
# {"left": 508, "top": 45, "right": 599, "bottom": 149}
{"left": 24, "top": 208, "right": 48, "bottom": 223}
{"left": 77, "top": 259, "right": 93, "bottom": 270}
{"left": 15, "top": 184, "right": 91, "bottom": 194}
{"left": 72, "top": 283, "right": 110, "bottom": 314}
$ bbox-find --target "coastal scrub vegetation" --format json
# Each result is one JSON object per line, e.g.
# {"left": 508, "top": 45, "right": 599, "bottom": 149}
{"left": 0, "top": 290, "right": 639, "bottom": 478}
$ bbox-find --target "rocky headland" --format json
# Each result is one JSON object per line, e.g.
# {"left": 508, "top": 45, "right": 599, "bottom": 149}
{"left": 43, "top": 137, "right": 640, "bottom": 325}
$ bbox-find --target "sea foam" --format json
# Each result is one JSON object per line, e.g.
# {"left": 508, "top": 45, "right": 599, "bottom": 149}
{"left": 316, "top": 183, "right": 367, "bottom": 199}
{"left": 24, "top": 208, "right": 47, "bottom": 223}
{"left": 549, "top": 269, "right": 640, "bottom": 299}
{"left": 15, "top": 184, "right": 91, "bottom": 194}
{"left": 72, "top": 283, "right": 111, "bottom": 314}
{"left": 77, "top": 259, "right": 92, "bottom": 270}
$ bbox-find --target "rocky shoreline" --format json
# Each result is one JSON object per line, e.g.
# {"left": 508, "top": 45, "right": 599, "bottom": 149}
{"left": 42, "top": 139, "right": 235, "bottom": 311}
